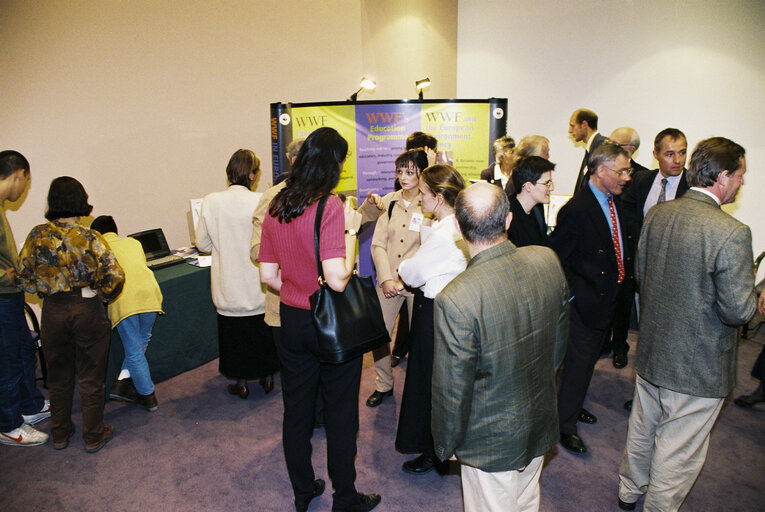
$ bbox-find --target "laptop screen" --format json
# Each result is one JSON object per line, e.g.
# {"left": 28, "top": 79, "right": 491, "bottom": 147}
{"left": 128, "top": 228, "right": 172, "bottom": 261}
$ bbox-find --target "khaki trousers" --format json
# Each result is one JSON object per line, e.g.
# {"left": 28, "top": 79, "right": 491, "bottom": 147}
{"left": 461, "top": 455, "right": 544, "bottom": 512}
{"left": 619, "top": 374, "right": 724, "bottom": 511}
{"left": 370, "top": 287, "right": 413, "bottom": 393}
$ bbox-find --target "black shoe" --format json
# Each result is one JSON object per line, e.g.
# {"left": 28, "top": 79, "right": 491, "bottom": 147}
{"left": 733, "top": 384, "right": 764, "bottom": 408}
{"left": 560, "top": 433, "right": 587, "bottom": 453}
{"left": 109, "top": 378, "right": 138, "bottom": 403}
{"left": 613, "top": 353, "right": 628, "bottom": 369}
{"left": 365, "top": 389, "right": 393, "bottom": 408}
{"left": 577, "top": 408, "right": 597, "bottom": 424}
{"left": 618, "top": 497, "right": 637, "bottom": 510}
{"left": 136, "top": 391, "right": 159, "bottom": 412}
{"left": 390, "top": 355, "right": 402, "bottom": 368}
{"left": 624, "top": 400, "right": 633, "bottom": 411}
{"left": 332, "top": 492, "right": 381, "bottom": 512}
{"left": 402, "top": 453, "right": 435, "bottom": 474}
{"left": 295, "top": 478, "right": 325, "bottom": 512}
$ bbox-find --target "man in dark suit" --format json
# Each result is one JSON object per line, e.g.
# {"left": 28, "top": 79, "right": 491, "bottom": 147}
{"left": 432, "top": 183, "right": 569, "bottom": 511}
{"left": 620, "top": 128, "right": 690, "bottom": 236}
{"left": 569, "top": 109, "right": 608, "bottom": 192}
{"left": 550, "top": 142, "right": 635, "bottom": 454}
{"left": 618, "top": 137, "right": 758, "bottom": 511}
{"left": 480, "top": 135, "right": 515, "bottom": 189}
{"left": 601, "top": 127, "right": 649, "bottom": 369}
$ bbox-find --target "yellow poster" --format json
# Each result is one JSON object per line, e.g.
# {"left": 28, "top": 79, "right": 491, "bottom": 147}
{"left": 290, "top": 105, "right": 358, "bottom": 194}
{"left": 420, "top": 103, "right": 490, "bottom": 180}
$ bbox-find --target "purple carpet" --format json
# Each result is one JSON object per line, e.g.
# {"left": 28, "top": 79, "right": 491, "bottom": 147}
{"left": 1, "top": 329, "right": 763, "bottom": 511}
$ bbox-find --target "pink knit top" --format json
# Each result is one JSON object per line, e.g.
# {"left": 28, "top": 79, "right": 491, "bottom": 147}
{"left": 259, "top": 195, "right": 345, "bottom": 309}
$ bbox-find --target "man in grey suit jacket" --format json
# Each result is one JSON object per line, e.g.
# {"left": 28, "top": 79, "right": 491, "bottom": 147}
{"left": 432, "top": 183, "right": 569, "bottom": 512}
{"left": 617, "top": 137, "right": 759, "bottom": 512}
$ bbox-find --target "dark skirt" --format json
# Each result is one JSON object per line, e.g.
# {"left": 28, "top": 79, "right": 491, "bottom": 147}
{"left": 395, "top": 290, "right": 434, "bottom": 453}
{"left": 217, "top": 313, "right": 280, "bottom": 379}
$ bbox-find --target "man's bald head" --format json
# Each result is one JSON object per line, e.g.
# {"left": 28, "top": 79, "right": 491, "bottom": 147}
{"left": 455, "top": 182, "right": 510, "bottom": 245}
{"left": 609, "top": 127, "right": 640, "bottom": 157}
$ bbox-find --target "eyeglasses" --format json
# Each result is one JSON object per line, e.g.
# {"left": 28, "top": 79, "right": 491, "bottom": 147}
{"left": 536, "top": 180, "right": 554, "bottom": 189}
{"left": 604, "top": 165, "right": 633, "bottom": 178}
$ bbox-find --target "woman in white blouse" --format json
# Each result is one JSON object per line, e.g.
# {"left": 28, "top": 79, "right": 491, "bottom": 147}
{"left": 395, "top": 164, "right": 468, "bottom": 475}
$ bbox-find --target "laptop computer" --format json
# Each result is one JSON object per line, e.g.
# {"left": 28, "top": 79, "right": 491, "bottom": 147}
{"left": 128, "top": 228, "right": 186, "bottom": 270}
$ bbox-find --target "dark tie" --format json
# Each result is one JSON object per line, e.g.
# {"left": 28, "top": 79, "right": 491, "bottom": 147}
{"left": 657, "top": 178, "right": 668, "bottom": 204}
{"left": 607, "top": 196, "right": 625, "bottom": 284}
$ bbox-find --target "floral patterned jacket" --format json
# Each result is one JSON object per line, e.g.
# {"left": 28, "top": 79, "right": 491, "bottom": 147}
{"left": 16, "top": 220, "right": 124, "bottom": 302}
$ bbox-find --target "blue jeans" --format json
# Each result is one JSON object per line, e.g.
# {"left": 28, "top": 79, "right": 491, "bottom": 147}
{"left": 0, "top": 293, "right": 44, "bottom": 431}
{"left": 115, "top": 312, "right": 157, "bottom": 395}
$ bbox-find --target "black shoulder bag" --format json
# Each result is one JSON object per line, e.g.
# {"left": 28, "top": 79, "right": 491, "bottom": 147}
{"left": 309, "top": 196, "right": 389, "bottom": 364}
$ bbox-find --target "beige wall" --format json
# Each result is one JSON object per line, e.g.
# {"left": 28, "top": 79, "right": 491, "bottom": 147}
{"left": 2, "top": 0, "right": 457, "bottom": 249}
{"left": 457, "top": 0, "right": 765, "bottom": 251}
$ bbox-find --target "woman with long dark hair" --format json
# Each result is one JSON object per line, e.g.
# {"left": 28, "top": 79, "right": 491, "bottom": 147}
{"left": 196, "top": 149, "right": 279, "bottom": 398}
{"left": 396, "top": 164, "right": 469, "bottom": 474}
{"left": 259, "top": 127, "right": 380, "bottom": 512}
{"left": 16, "top": 177, "right": 124, "bottom": 453}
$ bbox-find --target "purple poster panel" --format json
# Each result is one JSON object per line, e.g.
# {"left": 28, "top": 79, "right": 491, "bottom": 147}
{"left": 354, "top": 103, "right": 421, "bottom": 279}
{"left": 355, "top": 103, "right": 422, "bottom": 199}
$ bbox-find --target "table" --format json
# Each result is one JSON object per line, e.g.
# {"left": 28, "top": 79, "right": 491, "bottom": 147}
{"left": 105, "top": 262, "right": 218, "bottom": 391}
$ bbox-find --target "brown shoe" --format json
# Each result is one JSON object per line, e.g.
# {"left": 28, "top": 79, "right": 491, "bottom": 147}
{"left": 109, "top": 378, "right": 138, "bottom": 403}
{"left": 85, "top": 425, "right": 114, "bottom": 454}
{"left": 136, "top": 391, "right": 159, "bottom": 412}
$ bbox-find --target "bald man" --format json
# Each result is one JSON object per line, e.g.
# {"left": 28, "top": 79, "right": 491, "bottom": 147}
{"left": 432, "top": 183, "right": 569, "bottom": 512}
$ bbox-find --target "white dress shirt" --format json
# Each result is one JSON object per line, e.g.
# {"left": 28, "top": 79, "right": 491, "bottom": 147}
{"left": 643, "top": 171, "right": 685, "bottom": 217}
{"left": 398, "top": 214, "right": 469, "bottom": 299}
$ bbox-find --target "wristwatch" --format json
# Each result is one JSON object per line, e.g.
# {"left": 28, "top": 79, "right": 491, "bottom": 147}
{"left": 345, "top": 228, "right": 358, "bottom": 236}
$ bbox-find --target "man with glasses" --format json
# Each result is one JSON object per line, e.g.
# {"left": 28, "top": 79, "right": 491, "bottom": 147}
{"left": 550, "top": 142, "right": 635, "bottom": 454}
{"left": 507, "top": 156, "right": 555, "bottom": 247}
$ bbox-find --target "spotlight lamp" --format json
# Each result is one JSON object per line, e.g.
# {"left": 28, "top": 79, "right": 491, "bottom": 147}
{"left": 415, "top": 77, "right": 431, "bottom": 100}
{"left": 349, "top": 77, "right": 377, "bottom": 102}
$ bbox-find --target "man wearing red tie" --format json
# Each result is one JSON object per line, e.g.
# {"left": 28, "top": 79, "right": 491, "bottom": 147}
{"left": 550, "top": 142, "right": 635, "bottom": 454}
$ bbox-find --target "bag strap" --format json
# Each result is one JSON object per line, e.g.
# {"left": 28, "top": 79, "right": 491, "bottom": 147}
{"left": 313, "top": 195, "right": 329, "bottom": 283}
{"left": 387, "top": 200, "right": 396, "bottom": 220}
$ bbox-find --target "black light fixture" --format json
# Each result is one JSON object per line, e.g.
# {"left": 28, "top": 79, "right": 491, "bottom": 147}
{"left": 349, "top": 77, "right": 376, "bottom": 102}
{"left": 415, "top": 77, "right": 431, "bottom": 100}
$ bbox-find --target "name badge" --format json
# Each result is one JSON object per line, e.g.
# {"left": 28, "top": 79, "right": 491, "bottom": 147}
{"left": 409, "top": 212, "right": 424, "bottom": 232}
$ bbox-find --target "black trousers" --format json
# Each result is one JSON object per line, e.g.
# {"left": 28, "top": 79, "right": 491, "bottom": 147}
{"left": 605, "top": 284, "right": 634, "bottom": 356}
{"left": 277, "top": 304, "right": 362, "bottom": 509}
{"left": 557, "top": 306, "right": 610, "bottom": 436}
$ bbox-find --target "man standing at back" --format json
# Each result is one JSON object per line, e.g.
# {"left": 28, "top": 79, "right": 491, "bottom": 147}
{"left": 569, "top": 108, "right": 607, "bottom": 192}
{"left": 432, "top": 183, "right": 569, "bottom": 512}
{"left": 0, "top": 150, "right": 50, "bottom": 447}
{"left": 617, "top": 137, "right": 760, "bottom": 511}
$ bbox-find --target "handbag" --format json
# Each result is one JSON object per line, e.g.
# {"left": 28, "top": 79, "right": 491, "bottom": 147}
{"left": 309, "top": 196, "right": 389, "bottom": 364}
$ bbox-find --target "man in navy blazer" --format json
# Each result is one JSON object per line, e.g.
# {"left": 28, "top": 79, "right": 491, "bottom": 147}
{"left": 618, "top": 137, "right": 759, "bottom": 511}
{"left": 569, "top": 109, "right": 608, "bottom": 192}
{"left": 620, "top": 128, "right": 690, "bottom": 234}
{"left": 550, "top": 142, "right": 635, "bottom": 454}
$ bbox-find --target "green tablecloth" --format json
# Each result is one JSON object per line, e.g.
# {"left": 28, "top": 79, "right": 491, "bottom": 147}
{"left": 105, "top": 262, "right": 218, "bottom": 391}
